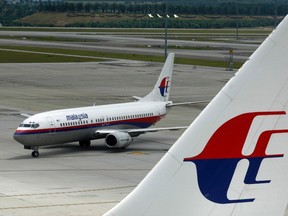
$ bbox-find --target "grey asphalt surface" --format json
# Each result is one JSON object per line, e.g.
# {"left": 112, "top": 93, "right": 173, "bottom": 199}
{"left": 0, "top": 30, "right": 259, "bottom": 62}
{"left": 0, "top": 30, "right": 286, "bottom": 215}
{"left": 0, "top": 60, "right": 236, "bottom": 216}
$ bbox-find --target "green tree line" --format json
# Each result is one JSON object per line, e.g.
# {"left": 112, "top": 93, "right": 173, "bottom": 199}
{"left": 33, "top": 1, "right": 288, "bottom": 16}
{"left": 1, "top": 0, "right": 287, "bottom": 26}
{"left": 64, "top": 18, "right": 275, "bottom": 29}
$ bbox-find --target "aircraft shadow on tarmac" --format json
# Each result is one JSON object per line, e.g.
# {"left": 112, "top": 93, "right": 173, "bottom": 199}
{"left": 9, "top": 138, "right": 171, "bottom": 160}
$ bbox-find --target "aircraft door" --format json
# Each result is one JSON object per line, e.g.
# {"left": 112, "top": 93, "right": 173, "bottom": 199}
{"left": 102, "top": 116, "right": 110, "bottom": 127}
{"left": 46, "top": 117, "right": 56, "bottom": 134}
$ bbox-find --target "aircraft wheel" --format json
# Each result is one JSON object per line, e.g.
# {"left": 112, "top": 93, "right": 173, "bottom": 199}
{"left": 79, "top": 140, "right": 91, "bottom": 148}
{"left": 84, "top": 141, "right": 91, "bottom": 148}
{"left": 32, "top": 151, "right": 40, "bottom": 158}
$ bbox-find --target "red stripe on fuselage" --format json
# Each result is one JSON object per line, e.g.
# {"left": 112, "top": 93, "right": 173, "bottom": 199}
{"left": 15, "top": 115, "right": 164, "bottom": 135}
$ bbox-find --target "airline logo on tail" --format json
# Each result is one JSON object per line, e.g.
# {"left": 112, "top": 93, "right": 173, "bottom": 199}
{"left": 184, "top": 111, "right": 287, "bottom": 204}
{"left": 159, "top": 77, "right": 170, "bottom": 97}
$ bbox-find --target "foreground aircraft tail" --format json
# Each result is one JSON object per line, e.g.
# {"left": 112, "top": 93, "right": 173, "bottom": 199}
{"left": 104, "top": 16, "right": 288, "bottom": 216}
{"left": 140, "top": 53, "right": 174, "bottom": 102}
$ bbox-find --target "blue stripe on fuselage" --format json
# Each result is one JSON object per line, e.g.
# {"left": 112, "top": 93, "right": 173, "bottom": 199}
{"left": 14, "top": 120, "right": 154, "bottom": 136}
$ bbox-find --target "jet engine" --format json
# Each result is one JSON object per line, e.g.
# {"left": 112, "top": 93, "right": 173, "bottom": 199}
{"left": 105, "top": 132, "right": 133, "bottom": 148}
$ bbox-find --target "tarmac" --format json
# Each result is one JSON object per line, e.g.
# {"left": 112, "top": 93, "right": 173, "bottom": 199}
{"left": 0, "top": 60, "right": 287, "bottom": 215}
{"left": 0, "top": 30, "right": 258, "bottom": 62}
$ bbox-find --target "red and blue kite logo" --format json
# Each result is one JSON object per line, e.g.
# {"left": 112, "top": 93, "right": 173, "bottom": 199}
{"left": 184, "top": 111, "right": 287, "bottom": 204}
{"left": 159, "top": 77, "right": 170, "bottom": 97}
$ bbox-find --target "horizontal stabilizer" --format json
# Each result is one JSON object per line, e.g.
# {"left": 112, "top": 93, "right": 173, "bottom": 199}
{"left": 166, "top": 100, "right": 210, "bottom": 107}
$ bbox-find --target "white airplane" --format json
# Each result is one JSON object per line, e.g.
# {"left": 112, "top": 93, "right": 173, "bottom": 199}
{"left": 103, "top": 16, "right": 288, "bottom": 216}
{"left": 14, "top": 53, "right": 195, "bottom": 158}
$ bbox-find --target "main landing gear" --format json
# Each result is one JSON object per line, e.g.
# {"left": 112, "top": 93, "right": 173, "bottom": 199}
{"left": 79, "top": 140, "right": 91, "bottom": 148}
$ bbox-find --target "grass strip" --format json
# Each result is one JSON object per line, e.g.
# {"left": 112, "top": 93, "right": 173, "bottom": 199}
{"left": 0, "top": 45, "right": 243, "bottom": 68}
{"left": 0, "top": 27, "right": 272, "bottom": 35}
{"left": 0, "top": 48, "right": 103, "bottom": 63}
{"left": 0, "top": 35, "right": 100, "bottom": 43}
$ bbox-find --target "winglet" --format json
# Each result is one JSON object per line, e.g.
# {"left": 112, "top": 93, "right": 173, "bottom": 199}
{"left": 104, "top": 17, "right": 288, "bottom": 216}
{"left": 20, "top": 113, "right": 33, "bottom": 118}
{"left": 132, "top": 96, "right": 142, "bottom": 101}
{"left": 140, "top": 53, "right": 174, "bottom": 102}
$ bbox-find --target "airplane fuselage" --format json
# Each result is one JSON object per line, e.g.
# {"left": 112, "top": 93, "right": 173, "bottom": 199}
{"left": 14, "top": 101, "right": 168, "bottom": 147}
{"left": 13, "top": 53, "right": 178, "bottom": 157}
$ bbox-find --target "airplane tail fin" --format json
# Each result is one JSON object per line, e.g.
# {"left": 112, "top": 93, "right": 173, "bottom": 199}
{"left": 140, "top": 53, "right": 174, "bottom": 102}
{"left": 104, "top": 16, "right": 288, "bottom": 216}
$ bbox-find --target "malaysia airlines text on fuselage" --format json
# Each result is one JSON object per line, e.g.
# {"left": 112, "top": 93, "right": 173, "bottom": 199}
{"left": 66, "top": 113, "right": 89, "bottom": 121}
{"left": 14, "top": 102, "right": 166, "bottom": 146}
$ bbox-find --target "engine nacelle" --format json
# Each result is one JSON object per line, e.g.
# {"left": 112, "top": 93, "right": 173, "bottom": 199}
{"left": 105, "top": 132, "right": 133, "bottom": 148}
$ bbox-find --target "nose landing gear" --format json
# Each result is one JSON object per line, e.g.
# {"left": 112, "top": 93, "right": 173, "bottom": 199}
{"left": 25, "top": 145, "right": 40, "bottom": 158}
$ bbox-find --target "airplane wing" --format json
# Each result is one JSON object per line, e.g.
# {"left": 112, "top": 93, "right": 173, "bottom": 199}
{"left": 95, "top": 126, "right": 188, "bottom": 135}
{"left": 128, "top": 126, "right": 188, "bottom": 133}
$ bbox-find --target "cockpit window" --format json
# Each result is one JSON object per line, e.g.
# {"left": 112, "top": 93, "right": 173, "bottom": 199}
{"left": 19, "top": 123, "right": 40, "bottom": 128}
{"left": 31, "top": 124, "right": 40, "bottom": 128}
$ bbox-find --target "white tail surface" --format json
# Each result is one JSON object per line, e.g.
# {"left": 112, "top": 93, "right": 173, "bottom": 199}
{"left": 140, "top": 53, "right": 174, "bottom": 102}
{"left": 104, "top": 16, "right": 288, "bottom": 216}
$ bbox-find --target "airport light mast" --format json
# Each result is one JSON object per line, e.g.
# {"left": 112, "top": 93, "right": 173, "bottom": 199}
{"left": 274, "top": 0, "right": 278, "bottom": 28}
{"left": 164, "top": 2, "right": 168, "bottom": 59}
{"left": 148, "top": 2, "right": 176, "bottom": 60}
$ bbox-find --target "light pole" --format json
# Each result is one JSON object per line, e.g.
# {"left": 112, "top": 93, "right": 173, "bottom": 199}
{"left": 164, "top": 2, "right": 168, "bottom": 59}
{"left": 148, "top": 3, "right": 177, "bottom": 60}
{"left": 236, "top": 2, "right": 239, "bottom": 40}
{"left": 274, "top": 0, "right": 278, "bottom": 28}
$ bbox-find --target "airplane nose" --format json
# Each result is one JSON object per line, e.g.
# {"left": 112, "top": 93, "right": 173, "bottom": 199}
{"left": 13, "top": 131, "right": 25, "bottom": 144}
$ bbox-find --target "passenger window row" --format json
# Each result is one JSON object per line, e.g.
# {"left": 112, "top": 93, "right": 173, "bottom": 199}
{"left": 59, "top": 113, "right": 154, "bottom": 127}
{"left": 60, "top": 120, "right": 89, "bottom": 127}
{"left": 107, "top": 112, "right": 153, "bottom": 122}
